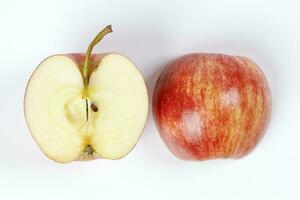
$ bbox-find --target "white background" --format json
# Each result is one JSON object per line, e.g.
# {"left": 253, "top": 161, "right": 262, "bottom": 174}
{"left": 0, "top": 0, "right": 299, "bottom": 199}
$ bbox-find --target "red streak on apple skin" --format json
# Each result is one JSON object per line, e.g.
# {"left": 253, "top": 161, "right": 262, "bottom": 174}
{"left": 68, "top": 53, "right": 105, "bottom": 72}
{"left": 153, "top": 53, "right": 271, "bottom": 160}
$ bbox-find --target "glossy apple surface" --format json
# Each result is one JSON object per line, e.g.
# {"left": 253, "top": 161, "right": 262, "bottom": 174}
{"left": 153, "top": 53, "right": 271, "bottom": 160}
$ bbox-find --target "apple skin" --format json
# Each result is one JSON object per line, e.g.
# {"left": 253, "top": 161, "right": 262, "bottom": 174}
{"left": 153, "top": 53, "right": 271, "bottom": 160}
{"left": 68, "top": 53, "right": 105, "bottom": 74}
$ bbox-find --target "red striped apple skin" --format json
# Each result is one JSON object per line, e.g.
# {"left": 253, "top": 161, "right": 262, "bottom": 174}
{"left": 68, "top": 53, "right": 106, "bottom": 73}
{"left": 153, "top": 53, "right": 271, "bottom": 160}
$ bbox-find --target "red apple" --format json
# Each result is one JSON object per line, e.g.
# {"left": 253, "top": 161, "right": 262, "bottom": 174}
{"left": 153, "top": 53, "right": 271, "bottom": 160}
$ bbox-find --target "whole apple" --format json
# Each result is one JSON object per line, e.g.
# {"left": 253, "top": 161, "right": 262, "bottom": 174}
{"left": 153, "top": 53, "right": 271, "bottom": 160}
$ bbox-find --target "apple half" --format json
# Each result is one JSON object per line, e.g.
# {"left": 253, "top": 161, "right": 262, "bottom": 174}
{"left": 24, "top": 26, "right": 149, "bottom": 163}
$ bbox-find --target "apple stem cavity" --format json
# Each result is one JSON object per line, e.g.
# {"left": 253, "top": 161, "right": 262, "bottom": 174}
{"left": 82, "top": 25, "right": 113, "bottom": 96}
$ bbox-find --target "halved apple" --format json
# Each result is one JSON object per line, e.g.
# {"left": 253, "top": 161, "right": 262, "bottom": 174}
{"left": 24, "top": 26, "right": 149, "bottom": 163}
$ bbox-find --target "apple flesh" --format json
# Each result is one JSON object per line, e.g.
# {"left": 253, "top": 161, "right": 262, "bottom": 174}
{"left": 153, "top": 53, "right": 271, "bottom": 160}
{"left": 24, "top": 26, "right": 149, "bottom": 163}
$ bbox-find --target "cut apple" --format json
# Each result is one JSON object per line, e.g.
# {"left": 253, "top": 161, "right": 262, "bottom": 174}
{"left": 24, "top": 26, "right": 149, "bottom": 163}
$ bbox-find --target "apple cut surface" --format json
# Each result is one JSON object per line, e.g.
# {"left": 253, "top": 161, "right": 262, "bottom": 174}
{"left": 88, "top": 54, "right": 149, "bottom": 159}
{"left": 24, "top": 54, "right": 148, "bottom": 163}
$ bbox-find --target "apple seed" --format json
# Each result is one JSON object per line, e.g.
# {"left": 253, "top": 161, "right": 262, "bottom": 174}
{"left": 91, "top": 103, "right": 99, "bottom": 112}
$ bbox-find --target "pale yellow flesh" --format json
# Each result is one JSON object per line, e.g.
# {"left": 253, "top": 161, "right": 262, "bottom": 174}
{"left": 24, "top": 54, "right": 149, "bottom": 163}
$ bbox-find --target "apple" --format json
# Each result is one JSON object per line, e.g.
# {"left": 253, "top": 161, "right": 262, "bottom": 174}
{"left": 24, "top": 25, "right": 149, "bottom": 163}
{"left": 153, "top": 53, "right": 271, "bottom": 160}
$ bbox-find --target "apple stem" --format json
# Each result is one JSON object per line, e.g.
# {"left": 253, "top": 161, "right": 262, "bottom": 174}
{"left": 82, "top": 25, "right": 113, "bottom": 95}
